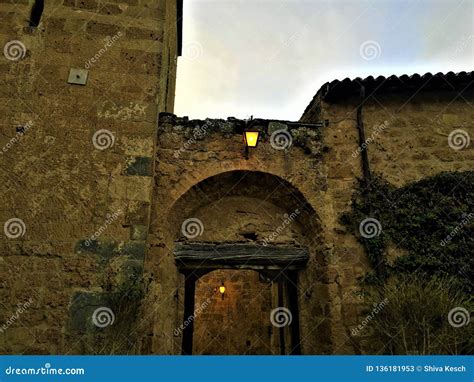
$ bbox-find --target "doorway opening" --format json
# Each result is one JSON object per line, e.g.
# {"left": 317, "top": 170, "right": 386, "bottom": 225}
{"left": 193, "top": 269, "right": 273, "bottom": 355}
{"left": 176, "top": 242, "right": 306, "bottom": 355}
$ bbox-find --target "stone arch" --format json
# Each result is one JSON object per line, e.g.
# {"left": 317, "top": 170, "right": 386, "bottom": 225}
{"left": 166, "top": 170, "right": 322, "bottom": 249}
{"left": 149, "top": 169, "right": 332, "bottom": 355}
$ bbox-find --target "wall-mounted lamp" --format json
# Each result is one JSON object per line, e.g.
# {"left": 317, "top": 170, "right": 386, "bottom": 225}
{"left": 218, "top": 281, "right": 226, "bottom": 300}
{"left": 244, "top": 130, "right": 260, "bottom": 148}
{"left": 243, "top": 116, "right": 261, "bottom": 159}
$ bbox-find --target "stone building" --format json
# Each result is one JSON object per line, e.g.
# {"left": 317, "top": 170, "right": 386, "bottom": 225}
{"left": 0, "top": 1, "right": 472, "bottom": 355}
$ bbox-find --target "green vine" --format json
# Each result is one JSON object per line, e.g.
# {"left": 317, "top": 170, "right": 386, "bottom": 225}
{"left": 341, "top": 171, "right": 473, "bottom": 292}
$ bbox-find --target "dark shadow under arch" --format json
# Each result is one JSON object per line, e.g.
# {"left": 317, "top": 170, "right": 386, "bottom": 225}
{"left": 167, "top": 170, "right": 320, "bottom": 242}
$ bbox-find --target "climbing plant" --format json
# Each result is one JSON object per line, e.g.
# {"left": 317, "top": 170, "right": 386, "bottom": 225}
{"left": 341, "top": 171, "right": 473, "bottom": 355}
{"left": 341, "top": 171, "right": 473, "bottom": 293}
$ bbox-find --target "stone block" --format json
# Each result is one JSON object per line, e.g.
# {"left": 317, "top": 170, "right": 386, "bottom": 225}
{"left": 125, "top": 27, "right": 163, "bottom": 41}
{"left": 131, "top": 225, "right": 148, "bottom": 240}
{"left": 109, "top": 176, "right": 128, "bottom": 199}
{"left": 126, "top": 176, "right": 152, "bottom": 201}
{"left": 86, "top": 21, "right": 121, "bottom": 36}
{"left": 442, "top": 114, "right": 459, "bottom": 125}
{"left": 125, "top": 156, "right": 153, "bottom": 176}
{"left": 77, "top": 0, "right": 99, "bottom": 11}
{"left": 122, "top": 241, "right": 146, "bottom": 260}
{"left": 121, "top": 259, "right": 144, "bottom": 279}
{"left": 97, "top": 3, "right": 123, "bottom": 15}
{"left": 125, "top": 201, "right": 150, "bottom": 225}
{"left": 69, "top": 291, "right": 113, "bottom": 333}
{"left": 75, "top": 239, "right": 119, "bottom": 258}
{"left": 121, "top": 135, "right": 154, "bottom": 156}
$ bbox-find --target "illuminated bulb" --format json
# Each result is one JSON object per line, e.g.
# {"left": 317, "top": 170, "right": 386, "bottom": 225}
{"left": 219, "top": 285, "right": 226, "bottom": 294}
{"left": 244, "top": 131, "right": 260, "bottom": 148}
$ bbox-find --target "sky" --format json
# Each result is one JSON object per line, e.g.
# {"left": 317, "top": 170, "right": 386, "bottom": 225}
{"left": 174, "top": 0, "right": 473, "bottom": 120}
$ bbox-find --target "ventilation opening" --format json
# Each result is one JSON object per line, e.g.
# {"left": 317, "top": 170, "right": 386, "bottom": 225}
{"left": 29, "top": 0, "right": 44, "bottom": 28}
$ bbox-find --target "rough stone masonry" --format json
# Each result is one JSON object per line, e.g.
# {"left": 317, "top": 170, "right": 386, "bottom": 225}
{"left": 0, "top": 0, "right": 472, "bottom": 355}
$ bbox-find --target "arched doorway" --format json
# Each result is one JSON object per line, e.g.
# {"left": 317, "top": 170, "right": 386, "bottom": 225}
{"left": 163, "top": 170, "right": 324, "bottom": 355}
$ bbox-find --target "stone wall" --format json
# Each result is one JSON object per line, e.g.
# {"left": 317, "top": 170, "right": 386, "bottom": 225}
{"left": 300, "top": 86, "right": 473, "bottom": 353}
{"left": 0, "top": 0, "right": 178, "bottom": 354}
{"left": 360, "top": 92, "right": 473, "bottom": 185}
{"left": 302, "top": 89, "right": 474, "bottom": 186}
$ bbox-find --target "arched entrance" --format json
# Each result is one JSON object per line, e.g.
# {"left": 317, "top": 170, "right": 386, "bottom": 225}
{"left": 163, "top": 170, "right": 324, "bottom": 355}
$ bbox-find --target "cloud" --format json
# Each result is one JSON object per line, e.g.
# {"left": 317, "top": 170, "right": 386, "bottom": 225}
{"left": 175, "top": 0, "right": 473, "bottom": 120}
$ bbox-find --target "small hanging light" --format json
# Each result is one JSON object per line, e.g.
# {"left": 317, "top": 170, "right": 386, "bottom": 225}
{"left": 218, "top": 281, "right": 226, "bottom": 300}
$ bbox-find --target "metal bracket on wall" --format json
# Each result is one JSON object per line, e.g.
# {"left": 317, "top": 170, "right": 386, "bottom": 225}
{"left": 67, "top": 68, "right": 88, "bottom": 85}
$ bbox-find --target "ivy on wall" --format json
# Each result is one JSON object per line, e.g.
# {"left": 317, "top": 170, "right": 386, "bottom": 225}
{"left": 341, "top": 171, "right": 473, "bottom": 293}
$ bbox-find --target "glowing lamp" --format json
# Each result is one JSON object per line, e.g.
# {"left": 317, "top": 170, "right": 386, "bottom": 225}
{"left": 218, "top": 282, "right": 226, "bottom": 300}
{"left": 244, "top": 130, "right": 260, "bottom": 148}
{"left": 243, "top": 129, "right": 260, "bottom": 159}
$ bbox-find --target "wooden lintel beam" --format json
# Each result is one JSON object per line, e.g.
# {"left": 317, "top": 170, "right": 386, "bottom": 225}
{"left": 174, "top": 242, "right": 309, "bottom": 270}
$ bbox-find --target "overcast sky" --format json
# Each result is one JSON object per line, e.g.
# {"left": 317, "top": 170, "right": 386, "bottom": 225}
{"left": 174, "top": 0, "right": 473, "bottom": 120}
